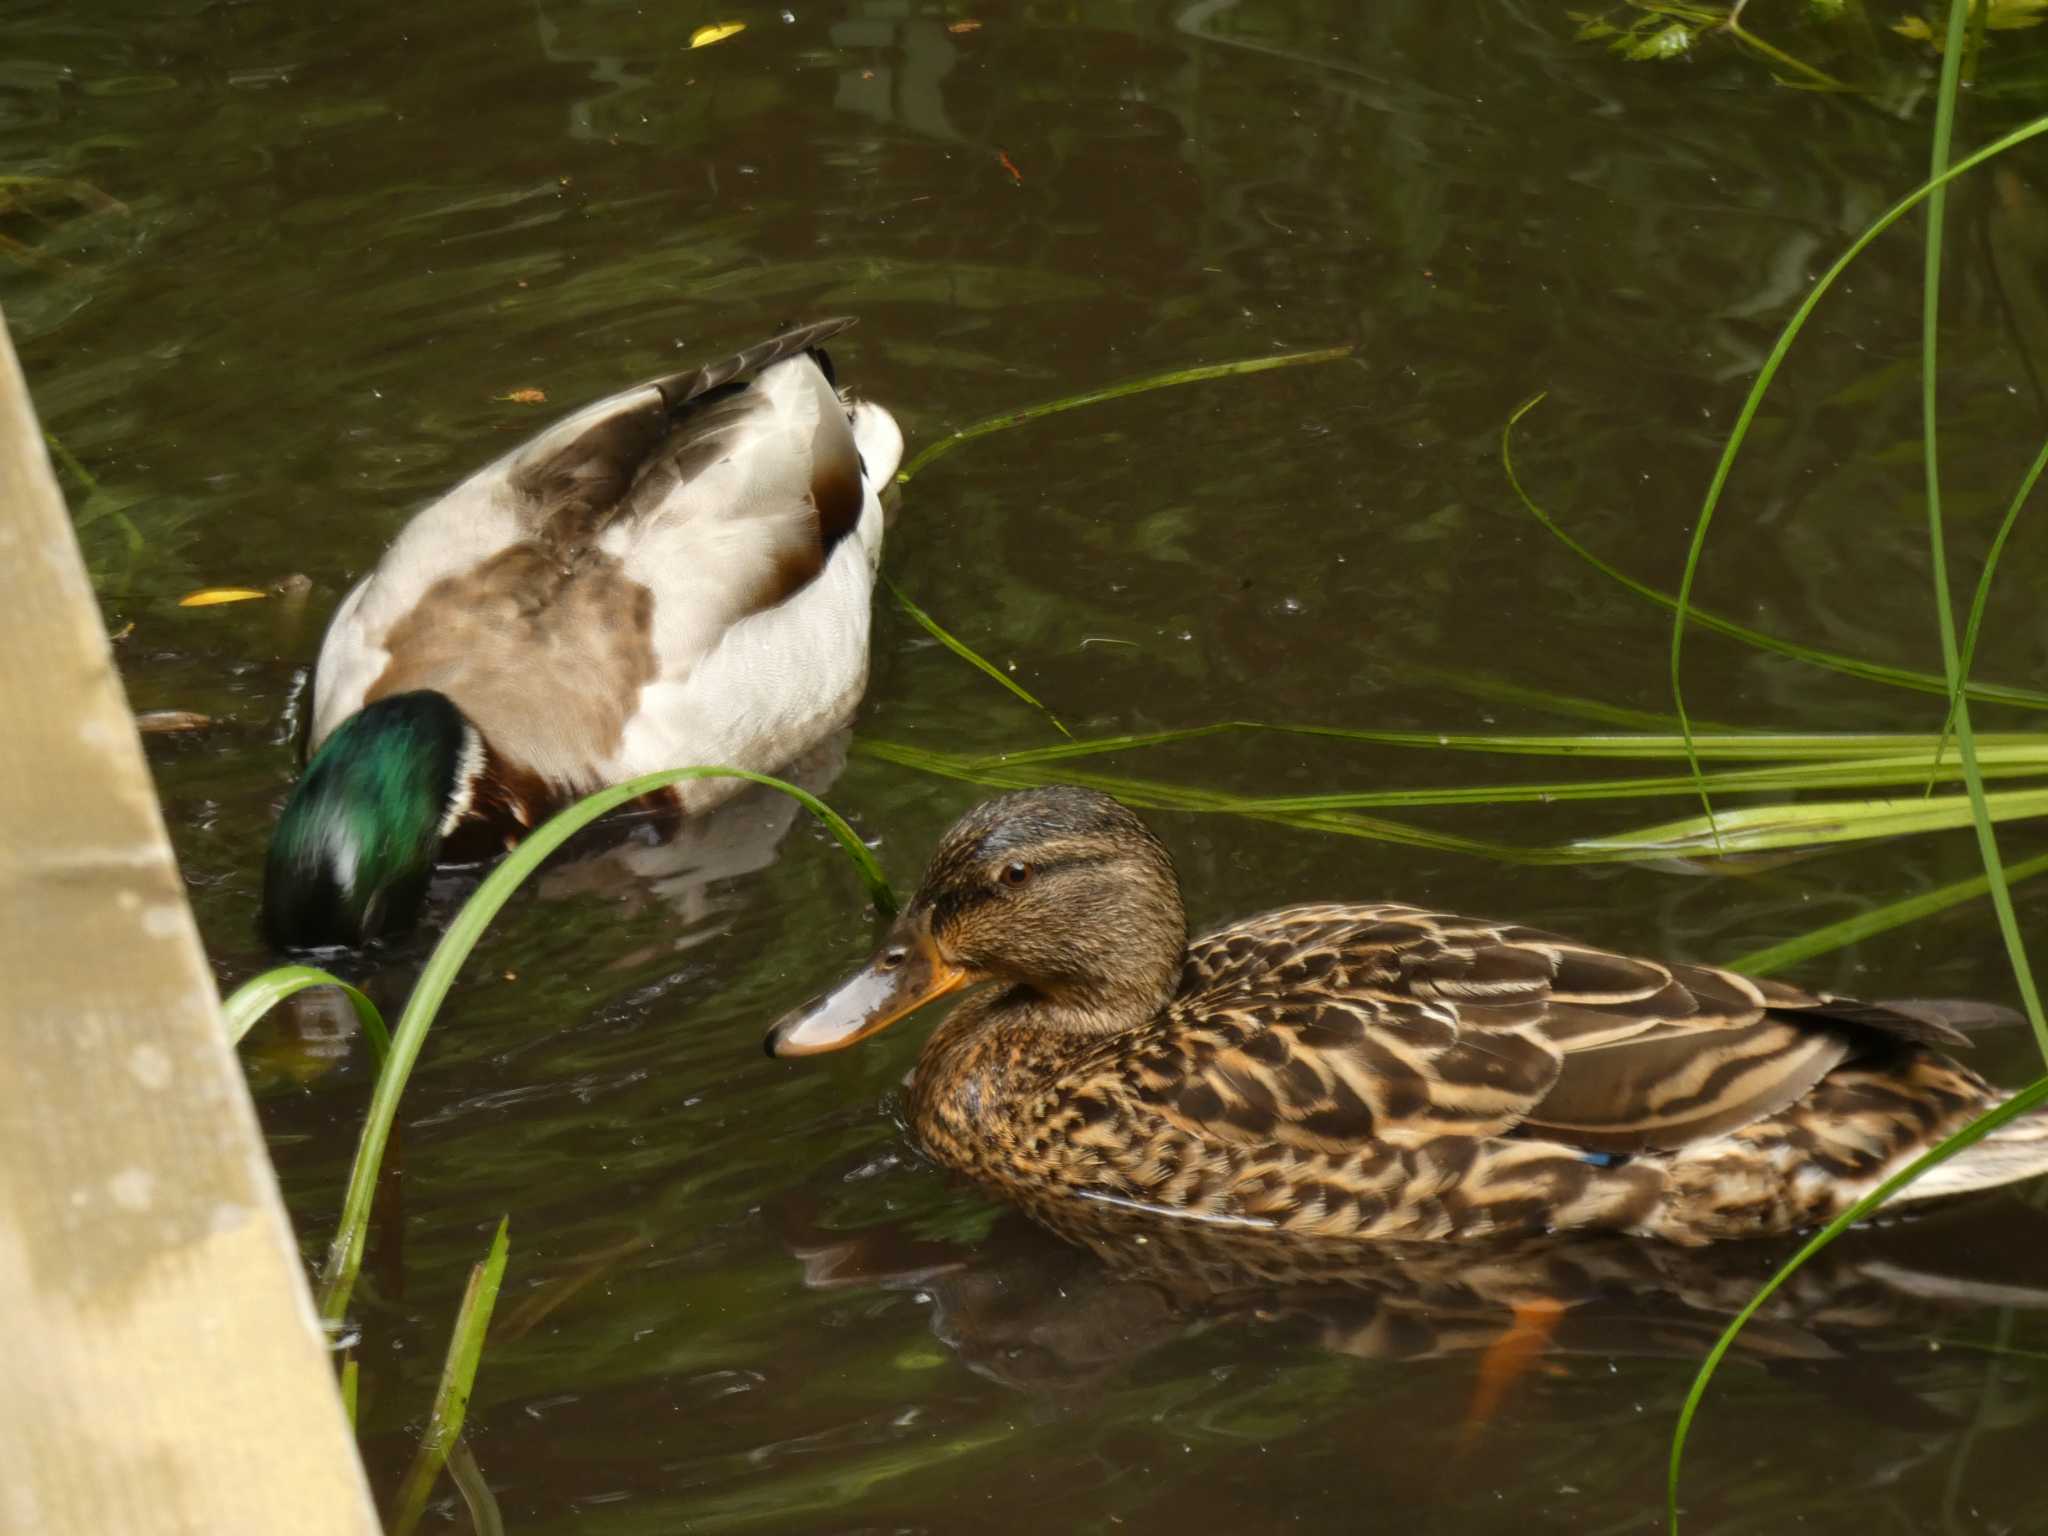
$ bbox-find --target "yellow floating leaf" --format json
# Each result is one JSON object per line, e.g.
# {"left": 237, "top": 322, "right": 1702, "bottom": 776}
{"left": 496, "top": 387, "right": 548, "bottom": 404}
{"left": 689, "top": 21, "right": 745, "bottom": 47}
{"left": 179, "top": 586, "right": 269, "bottom": 608}
{"left": 947, "top": 19, "right": 983, "bottom": 32}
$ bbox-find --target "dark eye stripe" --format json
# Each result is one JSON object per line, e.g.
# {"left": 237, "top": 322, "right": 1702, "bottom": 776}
{"left": 929, "top": 853, "right": 1102, "bottom": 931}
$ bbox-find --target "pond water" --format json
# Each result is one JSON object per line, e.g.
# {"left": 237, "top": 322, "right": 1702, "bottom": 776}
{"left": 13, "top": 0, "right": 2048, "bottom": 1530}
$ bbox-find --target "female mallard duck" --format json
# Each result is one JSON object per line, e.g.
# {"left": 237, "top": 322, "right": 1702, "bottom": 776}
{"left": 263, "top": 318, "right": 901, "bottom": 949}
{"left": 769, "top": 786, "right": 2048, "bottom": 1245}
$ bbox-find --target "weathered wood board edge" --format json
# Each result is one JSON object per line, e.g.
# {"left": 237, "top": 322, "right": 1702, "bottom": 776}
{"left": 0, "top": 303, "right": 381, "bottom": 1535}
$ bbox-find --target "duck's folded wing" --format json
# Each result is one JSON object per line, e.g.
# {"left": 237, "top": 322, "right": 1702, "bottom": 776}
{"left": 1160, "top": 906, "right": 1970, "bottom": 1158}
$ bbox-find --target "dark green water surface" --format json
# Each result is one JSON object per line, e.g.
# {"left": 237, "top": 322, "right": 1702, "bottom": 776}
{"left": 14, "top": 1, "right": 2048, "bottom": 1530}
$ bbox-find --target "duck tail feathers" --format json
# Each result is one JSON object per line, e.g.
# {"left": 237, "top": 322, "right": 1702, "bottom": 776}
{"left": 652, "top": 317, "right": 857, "bottom": 412}
{"left": 1897, "top": 1094, "right": 2048, "bottom": 1204}
{"left": 851, "top": 400, "right": 904, "bottom": 489}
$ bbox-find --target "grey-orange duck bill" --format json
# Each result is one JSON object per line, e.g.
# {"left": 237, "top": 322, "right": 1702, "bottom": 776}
{"left": 768, "top": 784, "right": 2048, "bottom": 1246}
{"left": 768, "top": 918, "right": 970, "bottom": 1056}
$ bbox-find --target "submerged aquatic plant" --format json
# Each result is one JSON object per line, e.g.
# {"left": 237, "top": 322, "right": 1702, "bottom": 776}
{"left": 1576, "top": 2, "right": 1854, "bottom": 89}
{"left": 1574, "top": 0, "right": 2048, "bottom": 100}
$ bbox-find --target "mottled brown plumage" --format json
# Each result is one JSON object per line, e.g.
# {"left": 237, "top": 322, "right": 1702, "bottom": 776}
{"left": 769, "top": 787, "right": 2048, "bottom": 1245}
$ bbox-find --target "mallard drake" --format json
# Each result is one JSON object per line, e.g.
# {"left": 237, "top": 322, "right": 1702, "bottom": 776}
{"left": 262, "top": 319, "right": 901, "bottom": 949}
{"left": 769, "top": 786, "right": 2048, "bottom": 1245}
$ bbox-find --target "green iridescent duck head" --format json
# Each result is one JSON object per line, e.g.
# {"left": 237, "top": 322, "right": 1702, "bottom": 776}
{"left": 261, "top": 691, "right": 482, "bottom": 950}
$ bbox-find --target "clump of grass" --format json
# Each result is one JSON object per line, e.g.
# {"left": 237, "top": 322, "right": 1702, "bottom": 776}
{"left": 1658, "top": 2, "right": 2048, "bottom": 1527}
{"left": 859, "top": 726, "right": 2048, "bottom": 863}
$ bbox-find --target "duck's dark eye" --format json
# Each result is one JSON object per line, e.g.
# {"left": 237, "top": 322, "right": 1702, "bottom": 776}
{"left": 999, "top": 861, "right": 1032, "bottom": 888}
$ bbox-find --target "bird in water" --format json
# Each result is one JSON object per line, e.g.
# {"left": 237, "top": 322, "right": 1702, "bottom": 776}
{"left": 768, "top": 785, "right": 2048, "bottom": 1245}
{"left": 262, "top": 319, "right": 900, "bottom": 950}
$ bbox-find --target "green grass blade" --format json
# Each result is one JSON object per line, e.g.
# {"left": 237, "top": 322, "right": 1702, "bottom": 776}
{"left": 855, "top": 738, "right": 1571, "bottom": 863}
{"left": 1666, "top": 1074, "right": 2048, "bottom": 1536}
{"left": 895, "top": 722, "right": 2048, "bottom": 786}
{"left": 970, "top": 723, "right": 1236, "bottom": 767}
{"left": 1966, "top": 0, "right": 1995, "bottom": 84}
{"left": 1726, "top": 845, "right": 2048, "bottom": 976}
{"left": 339, "top": 1356, "right": 359, "bottom": 1430}
{"left": 866, "top": 737, "right": 2048, "bottom": 862}
{"left": 1928, "top": 431, "right": 2048, "bottom": 789}
{"left": 223, "top": 965, "right": 391, "bottom": 1062}
{"left": 444, "top": 1437, "right": 506, "bottom": 1536}
{"left": 388, "top": 1217, "right": 509, "bottom": 1536}
{"left": 1503, "top": 396, "right": 2048, "bottom": 712}
{"left": 1244, "top": 751, "right": 2048, "bottom": 811}
{"left": 962, "top": 720, "right": 2048, "bottom": 772}
{"left": 895, "top": 345, "right": 1353, "bottom": 486}
{"left": 1912, "top": 0, "right": 2048, "bottom": 1065}
{"left": 316, "top": 767, "right": 894, "bottom": 1325}
{"left": 885, "top": 575, "right": 1069, "bottom": 736}
{"left": 1407, "top": 670, "right": 1746, "bottom": 734}
{"left": 42, "top": 428, "right": 101, "bottom": 496}
{"left": 1575, "top": 784, "right": 2048, "bottom": 858}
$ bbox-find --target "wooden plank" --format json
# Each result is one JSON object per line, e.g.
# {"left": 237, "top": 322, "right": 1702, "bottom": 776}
{"left": 0, "top": 305, "right": 380, "bottom": 1535}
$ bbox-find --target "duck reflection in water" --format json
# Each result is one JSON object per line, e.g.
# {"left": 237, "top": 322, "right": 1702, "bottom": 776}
{"left": 778, "top": 1180, "right": 2048, "bottom": 1434}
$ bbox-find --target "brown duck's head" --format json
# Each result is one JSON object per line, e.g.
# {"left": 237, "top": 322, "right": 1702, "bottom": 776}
{"left": 766, "top": 786, "right": 1188, "bottom": 1057}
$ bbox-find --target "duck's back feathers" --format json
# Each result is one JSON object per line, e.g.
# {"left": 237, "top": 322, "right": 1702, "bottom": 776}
{"left": 309, "top": 319, "right": 899, "bottom": 807}
{"left": 1157, "top": 903, "right": 1968, "bottom": 1164}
